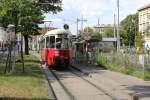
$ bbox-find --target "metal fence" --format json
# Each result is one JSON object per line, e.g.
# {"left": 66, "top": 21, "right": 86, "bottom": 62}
{"left": 89, "top": 49, "right": 150, "bottom": 79}
{"left": 0, "top": 50, "right": 7, "bottom": 63}
{"left": 0, "top": 49, "right": 7, "bottom": 74}
{"left": 98, "top": 52, "right": 146, "bottom": 71}
{"left": 0, "top": 42, "right": 21, "bottom": 74}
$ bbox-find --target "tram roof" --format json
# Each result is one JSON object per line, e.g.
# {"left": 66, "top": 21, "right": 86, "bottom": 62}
{"left": 44, "top": 29, "right": 71, "bottom": 37}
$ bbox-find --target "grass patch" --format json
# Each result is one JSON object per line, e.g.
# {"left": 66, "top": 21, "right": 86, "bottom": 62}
{"left": 0, "top": 55, "right": 49, "bottom": 99}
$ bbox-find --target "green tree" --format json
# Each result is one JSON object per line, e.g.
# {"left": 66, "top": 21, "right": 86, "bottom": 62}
{"left": 0, "top": 0, "right": 62, "bottom": 55}
{"left": 90, "top": 32, "right": 102, "bottom": 42}
{"left": 80, "top": 27, "right": 94, "bottom": 37}
{"left": 81, "top": 27, "right": 102, "bottom": 42}
{"left": 120, "top": 13, "right": 138, "bottom": 46}
{"left": 0, "top": 0, "right": 44, "bottom": 55}
{"left": 34, "top": 0, "right": 62, "bottom": 13}
{"left": 120, "top": 29, "right": 128, "bottom": 46}
{"left": 135, "top": 32, "right": 144, "bottom": 54}
{"left": 104, "top": 27, "right": 114, "bottom": 37}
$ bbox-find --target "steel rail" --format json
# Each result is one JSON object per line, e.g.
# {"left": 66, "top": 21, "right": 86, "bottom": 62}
{"left": 41, "top": 67, "right": 57, "bottom": 100}
{"left": 70, "top": 66, "right": 120, "bottom": 100}
{"left": 49, "top": 68, "right": 76, "bottom": 100}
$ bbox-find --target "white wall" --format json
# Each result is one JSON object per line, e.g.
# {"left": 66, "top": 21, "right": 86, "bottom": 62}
{"left": 0, "top": 27, "right": 8, "bottom": 43}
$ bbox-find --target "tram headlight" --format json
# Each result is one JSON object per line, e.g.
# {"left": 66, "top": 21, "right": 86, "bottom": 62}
{"left": 54, "top": 51, "right": 59, "bottom": 56}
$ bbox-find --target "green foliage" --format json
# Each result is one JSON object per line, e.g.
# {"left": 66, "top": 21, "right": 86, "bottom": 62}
{"left": 104, "top": 27, "right": 114, "bottom": 37}
{"left": 84, "top": 27, "right": 94, "bottom": 33}
{"left": 135, "top": 32, "right": 144, "bottom": 54}
{"left": 120, "top": 13, "right": 138, "bottom": 46}
{"left": 120, "top": 29, "right": 128, "bottom": 46}
{"left": 80, "top": 27, "right": 94, "bottom": 37}
{"left": 35, "top": 0, "right": 62, "bottom": 13}
{"left": 95, "top": 53, "right": 107, "bottom": 67}
{"left": 0, "top": 0, "right": 62, "bottom": 35}
{"left": 0, "top": 0, "right": 44, "bottom": 32}
{"left": 0, "top": 0, "right": 62, "bottom": 54}
{"left": 82, "top": 27, "right": 102, "bottom": 42}
{"left": 20, "top": 1, "right": 44, "bottom": 35}
{"left": 90, "top": 32, "right": 102, "bottom": 42}
{"left": 0, "top": 0, "right": 47, "bottom": 54}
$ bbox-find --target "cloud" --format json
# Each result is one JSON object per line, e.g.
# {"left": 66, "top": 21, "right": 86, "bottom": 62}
{"left": 43, "top": 0, "right": 150, "bottom": 34}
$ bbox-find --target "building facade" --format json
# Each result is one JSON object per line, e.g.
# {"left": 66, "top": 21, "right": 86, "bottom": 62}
{"left": 138, "top": 4, "right": 150, "bottom": 47}
{"left": 138, "top": 4, "right": 150, "bottom": 34}
{"left": 0, "top": 27, "right": 8, "bottom": 49}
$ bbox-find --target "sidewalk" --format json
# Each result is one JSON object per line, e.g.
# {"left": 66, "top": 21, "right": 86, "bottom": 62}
{"left": 72, "top": 62, "right": 150, "bottom": 100}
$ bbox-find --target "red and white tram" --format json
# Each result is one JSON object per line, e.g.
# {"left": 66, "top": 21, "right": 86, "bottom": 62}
{"left": 40, "top": 29, "right": 72, "bottom": 68}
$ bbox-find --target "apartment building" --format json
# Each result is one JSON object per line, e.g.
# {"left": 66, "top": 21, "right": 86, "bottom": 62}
{"left": 138, "top": 4, "right": 150, "bottom": 47}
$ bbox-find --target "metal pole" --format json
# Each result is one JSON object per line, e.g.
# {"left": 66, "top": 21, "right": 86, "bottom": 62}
{"left": 77, "top": 17, "right": 87, "bottom": 35}
{"left": 81, "top": 16, "right": 83, "bottom": 32}
{"left": 117, "top": 0, "right": 120, "bottom": 51}
{"left": 77, "top": 18, "right": 79, "bottom": 36}
{"left": 114, "top": 14, "right": 116, "bottom": 38}
{"left": 129, "top": 25, "right": 131, "bottom": 48}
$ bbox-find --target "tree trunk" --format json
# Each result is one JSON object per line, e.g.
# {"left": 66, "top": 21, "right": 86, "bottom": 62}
{"left": 24, "top": 35, "right": 29, "bottom": 55}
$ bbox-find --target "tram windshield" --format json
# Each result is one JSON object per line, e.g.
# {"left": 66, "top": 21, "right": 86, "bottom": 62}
{"left": 56, "top": 38, "right": 69, "bottom": 49}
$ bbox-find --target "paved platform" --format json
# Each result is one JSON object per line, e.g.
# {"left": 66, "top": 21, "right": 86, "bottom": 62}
{"left": 72, "top": 62, "right": 150, "bottom": 100}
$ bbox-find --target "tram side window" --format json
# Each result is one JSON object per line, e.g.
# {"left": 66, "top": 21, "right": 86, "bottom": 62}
{"left": 46, "top": 37, "right": 50, "bottom": 48}
{"left": 50, "top": 36, "right": 55, "bottom": 48}
{"left": 41, "top": 39, "right": 45, "bottom": 48}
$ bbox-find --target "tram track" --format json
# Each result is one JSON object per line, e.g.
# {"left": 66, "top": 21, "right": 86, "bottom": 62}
{"left": 42, "top": 65, "right": 77, "bottom": 100}
{"left": 70, "top": 65, "right": 134, "bottom": 100}
{"left": 50, "top": 68, "right": 115, "bottom": 100}
{"left": 69, "top": 66, "right": 119, "bottom": 100}
{"left": 34, "top": 52, "right": 128, "bottom": 100}
{"left": 41, "top": 66, "right": 57, "bottom": 100}
{"left": 49, "top": 68, "right": 77, "bottom": 100}
{"left": 33, "top": 53, "right": 76, "bottom": 100}
{"left": 42, "top": 64, "right": 120, "bottom": 100}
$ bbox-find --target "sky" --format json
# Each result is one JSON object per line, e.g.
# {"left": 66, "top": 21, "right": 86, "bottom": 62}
{"left": 40, "top": 0, "right": 150, "bottom": 34}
